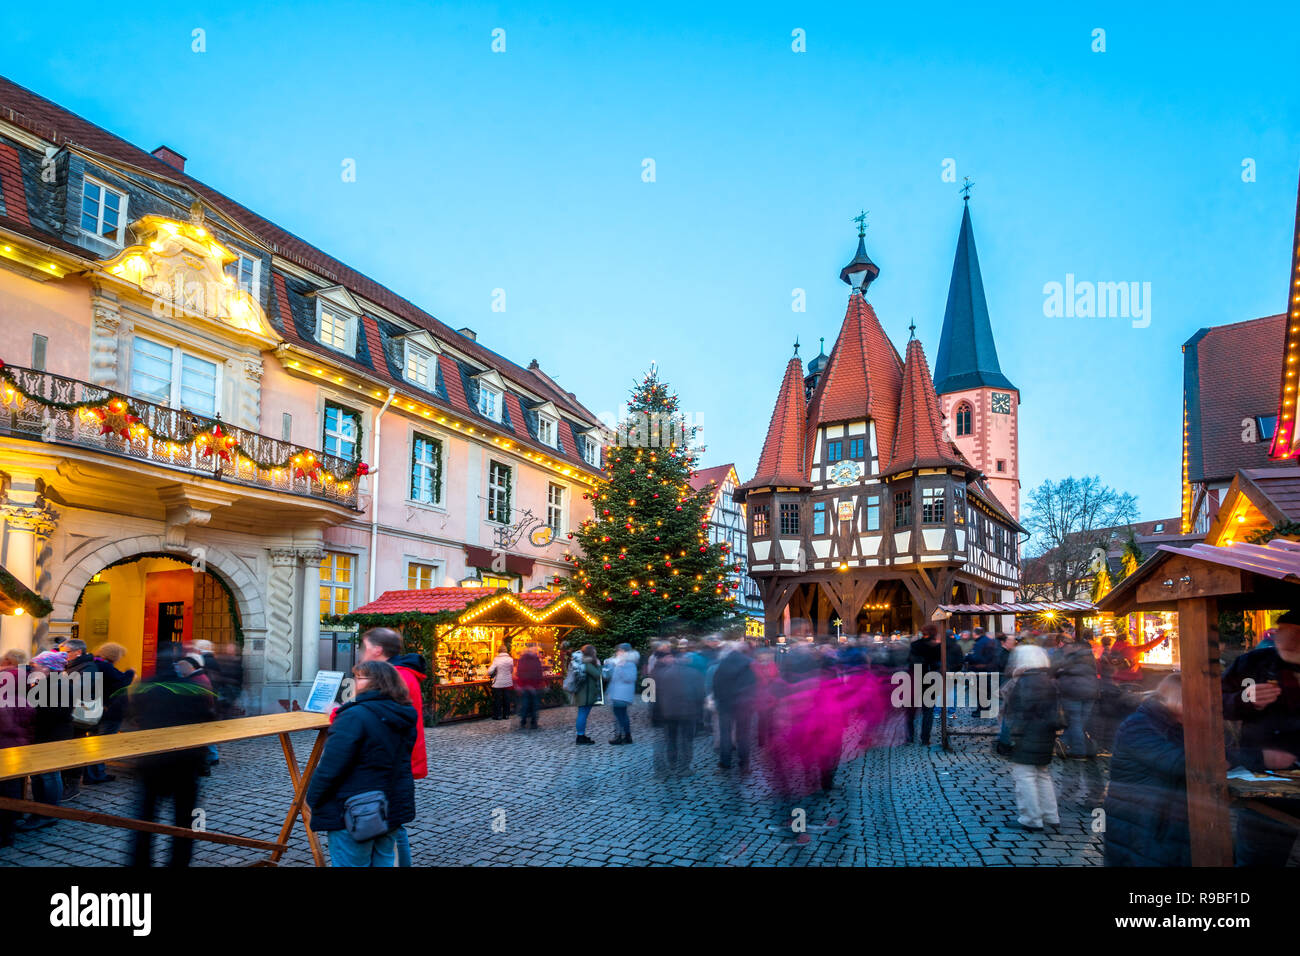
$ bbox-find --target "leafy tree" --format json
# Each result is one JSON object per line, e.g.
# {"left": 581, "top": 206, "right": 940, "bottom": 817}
{"left": 562, "top": 367, "right": 739, "bottom": 655}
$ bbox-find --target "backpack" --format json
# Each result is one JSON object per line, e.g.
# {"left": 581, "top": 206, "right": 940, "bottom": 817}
{"left": 562, "top": 660, "right": 586, "bottom": 694}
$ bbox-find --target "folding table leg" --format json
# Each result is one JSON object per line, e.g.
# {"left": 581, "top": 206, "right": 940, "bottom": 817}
{"left": 270, "top": 729, "right": 329, "bottom": 866}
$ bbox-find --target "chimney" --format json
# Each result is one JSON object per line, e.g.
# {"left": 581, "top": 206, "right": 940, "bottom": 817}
{"left": 151, "top": 145, "right": 187, "bottom": 173}
{"left": 457, "top": 327, "right": 477, "bottom": 341}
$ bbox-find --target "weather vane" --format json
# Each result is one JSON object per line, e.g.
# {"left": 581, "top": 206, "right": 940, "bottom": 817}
{"left": 852, "top": 209, "right": 868, "bottom": 237}
{"left": 908, "top": 318, "right": 916, "bottom": 339}
{"left": 793, "top": 335, "right": 801, "bottom": 356}
{"left": 961, "top": 177, "right": 975, "bottom": 201}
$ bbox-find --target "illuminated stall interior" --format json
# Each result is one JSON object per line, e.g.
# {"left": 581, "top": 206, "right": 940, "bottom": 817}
{"left": 341, "top": 586, "right": 599, "bottom": 685}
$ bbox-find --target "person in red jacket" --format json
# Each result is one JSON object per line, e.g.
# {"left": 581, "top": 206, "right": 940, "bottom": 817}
{"left": 359, "top": 627, "right": 427, "bottom": 866}
{"left": 1109, "top": 633, "right": 1169, "bottom": 685}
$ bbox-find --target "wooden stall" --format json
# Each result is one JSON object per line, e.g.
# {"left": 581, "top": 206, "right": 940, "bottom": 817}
{"left": 339, "top": 587, "right": 600, "bottom": 723}
{"left": 1097, "top": 538, "right": 1300, "bottom": 865}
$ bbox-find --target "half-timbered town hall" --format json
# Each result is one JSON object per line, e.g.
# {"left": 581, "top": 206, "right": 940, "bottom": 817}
{"left": 736, "top": 201, "right": 1023, "bottom": 637}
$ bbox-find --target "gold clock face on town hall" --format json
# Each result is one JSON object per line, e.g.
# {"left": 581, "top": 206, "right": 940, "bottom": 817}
{"left": 831, "top": 460, "right": 859, "bottom": 485}
{"left": 991, "top": 392, "right": 1012, "bottom": 414}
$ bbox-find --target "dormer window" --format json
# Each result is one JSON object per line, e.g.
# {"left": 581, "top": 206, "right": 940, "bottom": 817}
{"left": 228, "top": 251, "right": 260, "bottom": 298}
{"left": 319, "top": 309, "right": 353, "bottom": 350}
{"left": 478, "top": 385, "right": 501, "bottom": 420}
{"left": 582, "top": 429, "right": 602, "bottom": 468}
{"left": 312, "top": 286, "right": 363, "bottom": 355}
{"left": 406, "top": 344, "right": 432, "bottom": 387}
{"left": 531, "top": 401, "right": 561, "bottom": 449}
{"left": 80, "top": 175, "right": 127, "bottom": 246}
{"left": 537, "top": 415, "right": 555, "bottom": 448}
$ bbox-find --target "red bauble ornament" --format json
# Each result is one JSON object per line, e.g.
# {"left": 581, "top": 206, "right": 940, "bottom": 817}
{"left": 654, "top": 536, "right": 660, "bottom": 541}
{"left": 631, "top": 590, "right": 640, "bottom": 596}
{"left": 355, "top": 461, "right": 370, "bottom": 476}
{"left": 603, "top": 564, "right": 611, "bottom": 570}
{"left": 675, "top": 506, "right": 682, "bottom": 511}
{"left": 699, "top": 546, "right": 706, "bottom": 552}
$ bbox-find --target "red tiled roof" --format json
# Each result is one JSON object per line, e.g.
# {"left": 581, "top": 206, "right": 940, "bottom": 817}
{"left": 741, "top": 357, "right": 809, "bottom": 490}
{"left": 438, "top": 353, "right": 471, "bottom": 414}
{"left": 689, "top": 463, "right": 734, "bottom": 494}
{"left": 805, "top": 294, "right": 904, "bottom": 467}
{"left": 556, "top": 411, "right": 578, "bottom": 459}
{"left": 361, "top": 315, "right": 387, "bottom": 377}
{"left": 0, "top": 75, "right": 598, "bottom": 430}
{"left": 0, "top": 142, "right": 29, "bottom": 226}
{"left": 350, "top": 586, "right": 580, "bottom": 617}
{"left": 502, "top": 392, "right": 528, "bottom": 439}
{"left": 1185, "top": 314, "right": 1285, "bottom": 482}
{"left": 887, "top": 337, "right": 968, "bottom": 474}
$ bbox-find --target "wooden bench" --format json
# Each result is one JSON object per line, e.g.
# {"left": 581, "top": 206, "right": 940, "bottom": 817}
{"left": 0, "top": 711, "right": 331, "bottom": 866}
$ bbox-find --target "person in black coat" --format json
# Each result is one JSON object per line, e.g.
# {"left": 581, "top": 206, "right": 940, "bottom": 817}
{"left": 905, "top": 625, "right": 942, "bottom": 744}
{"left": 1054, "top": 634, "right": 1101, "bottom": 758}
{"left": 1221, "top": 609, "right": 1300, "bottom": 866}
{"left": 712, "top": 642, "right": 757, "bottom": 771}
{"left": 651, "top": 648, "right": 705, "bottom": 779}
{"left": 1104, "top": 675, "right": 1193, "bottom": 866}
{"left": 82, "top": 642, "right": 134, "bottom": 784}
{"left": 127, "top": 646, "right": 217, "bottom": 867}
{"left": 1004, "top": 645, "right": 1061, "bottom": 831}
{"left": 306, "top": 660, "right": 416, "bottom": 867}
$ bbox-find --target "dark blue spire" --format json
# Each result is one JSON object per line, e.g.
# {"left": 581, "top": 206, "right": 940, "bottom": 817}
{"left": 932, "top": 202, "right": 1016, "bottom": 394}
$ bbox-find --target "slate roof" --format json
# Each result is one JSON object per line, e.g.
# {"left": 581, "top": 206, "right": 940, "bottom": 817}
{"left": 1183, "top": 313, "right": 1287, "bottom": 484}
{"left": 932, "top": 202, "right": 1016, "bottom": 395}
{"left": 0, "top": 74, "right": 603, "bottom": 475}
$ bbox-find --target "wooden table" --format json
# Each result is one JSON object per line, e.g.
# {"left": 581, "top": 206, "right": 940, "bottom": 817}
{"left": 0, "top": 711, "right": 331, "bottom": 866}
{"left": 1227, "top": 773, "right": 1300, "bottom": 834}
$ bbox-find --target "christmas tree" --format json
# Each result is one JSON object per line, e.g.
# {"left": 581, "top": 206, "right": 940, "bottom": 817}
{"left": 562, "top": 366, "right": 740, "bottom": 655}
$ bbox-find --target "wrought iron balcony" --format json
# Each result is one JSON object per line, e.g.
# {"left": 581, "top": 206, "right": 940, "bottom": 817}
{"left": 0, "top": 365, "right": 359, "bottom": 509}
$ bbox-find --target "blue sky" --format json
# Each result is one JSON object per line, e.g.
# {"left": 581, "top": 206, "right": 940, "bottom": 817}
{"left": 2, "top": 2, "right": 1298, "bottom": 521}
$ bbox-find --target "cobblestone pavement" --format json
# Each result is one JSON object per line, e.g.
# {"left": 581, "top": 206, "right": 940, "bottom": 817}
{"left": 0, "top": 706, "right": 1114, "bottom": 867}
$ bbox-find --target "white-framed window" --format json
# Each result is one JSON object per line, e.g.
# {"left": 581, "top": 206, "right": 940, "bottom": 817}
{"left": 410, "top": 433, "right": 444, "bottom": 505}
{"left": 487, "top": 460, "right": 512, "bottom": 523}
{"left": 317, "top": 306, "right": 356, "bottom": 353}
{"left": 407, "top": 561, "right": 442, "bottom": 589}
{"left": 130, "top": 335, "right": 219, "bottom": 417}
{"left": 478, "top": 384, "right": 501, "bottom": 421}
{"left": 319, "top": 552, "right": 354, "bottom": 617}
{"left": 583, "top": 436, "right": 601, "bottom": 467}
{"left": 547, "top": 482, "right": 565, "bottom": 534}
{"left": 406, "top": 344, "right": 432, "bottom": 387}
{"left": 537, "top": 415, "right": 556, "bottom": 448}
{"left": 80, "top": 175, "right": 127, "bottom": 246}
{"left": 229, "top": 252, "right": 260, "bottom": 298}
{"left": 323, "top": 403, "right": 360, "bottom": 460}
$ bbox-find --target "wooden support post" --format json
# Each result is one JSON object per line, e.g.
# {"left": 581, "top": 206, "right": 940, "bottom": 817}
{"left": 1178, "top": 597, "right": 1235, "bottom": 866}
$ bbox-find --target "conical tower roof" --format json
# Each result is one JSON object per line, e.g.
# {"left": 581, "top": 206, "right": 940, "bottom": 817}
{"left": 933, "top": 202, "right": 1016, "bottom": 394}
{"left": 805, "top": 292, "right": 905, "bottom": 466}
{"left": 739, "top": 352, "right": 811, "bottom": 492}
{"left": 887, "top": 336, "right": 970, "bottom": 475}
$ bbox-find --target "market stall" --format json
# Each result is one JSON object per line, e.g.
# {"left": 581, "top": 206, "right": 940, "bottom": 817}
{"left": 337, "top": 587, "right": 600, "bottom": 723}
{"left": 1098, "top": 537, "right": 1300, "bottom": 866}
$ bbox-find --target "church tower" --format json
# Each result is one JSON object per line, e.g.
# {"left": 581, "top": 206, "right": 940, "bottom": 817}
{"left": 933, "top": 194, "right": 1021, "bottom": 520}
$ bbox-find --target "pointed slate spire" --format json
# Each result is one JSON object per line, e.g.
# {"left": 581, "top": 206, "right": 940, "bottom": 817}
{"left": 739, "top": 351, "right": 811, "bottom": 492}
{"left": 933, "top": 201, "right": 1016, "bottom": 394}
{"left": 888, "top": 337, "right": 969, "bottom": 475}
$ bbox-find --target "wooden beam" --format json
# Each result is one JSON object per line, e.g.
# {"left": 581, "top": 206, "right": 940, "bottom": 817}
{"left": 1178, "top": 597, "right": 1235, "bottom": 866}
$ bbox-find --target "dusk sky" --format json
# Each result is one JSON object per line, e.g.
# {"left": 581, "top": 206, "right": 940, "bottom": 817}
{"left": 3, "top": 2, "right": 1298, "bottom": 522}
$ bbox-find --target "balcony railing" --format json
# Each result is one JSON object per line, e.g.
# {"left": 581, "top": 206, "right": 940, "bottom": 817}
{"left": 0, "top": 365, "right": 359, "bottom": 509}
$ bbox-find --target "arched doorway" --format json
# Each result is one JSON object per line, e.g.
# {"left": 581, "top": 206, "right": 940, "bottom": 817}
{"left": 71, "top": 553, "right": 241, "bottom": 678}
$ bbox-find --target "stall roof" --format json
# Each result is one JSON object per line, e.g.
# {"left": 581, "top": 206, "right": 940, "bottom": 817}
{"left": 346, "top": 587, "right": 598, "bottom": 628}
{"left": 939, "top": 600, "right": 1097, "bottom": 614}
{"left": 1098, "top": 538, "right": 1300, "bottom": 615}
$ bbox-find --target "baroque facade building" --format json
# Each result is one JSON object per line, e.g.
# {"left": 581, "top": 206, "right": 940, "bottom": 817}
{"left": 736, "top": 205, "right": 1023, "bottom": 637}
{"left": 0, "top": 77, "right": 604, "bottom": 707}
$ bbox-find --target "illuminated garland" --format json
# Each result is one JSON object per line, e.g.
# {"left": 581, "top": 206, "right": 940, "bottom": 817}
{"left": 0, "top": 362, "right": 369, "bottom": 483}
